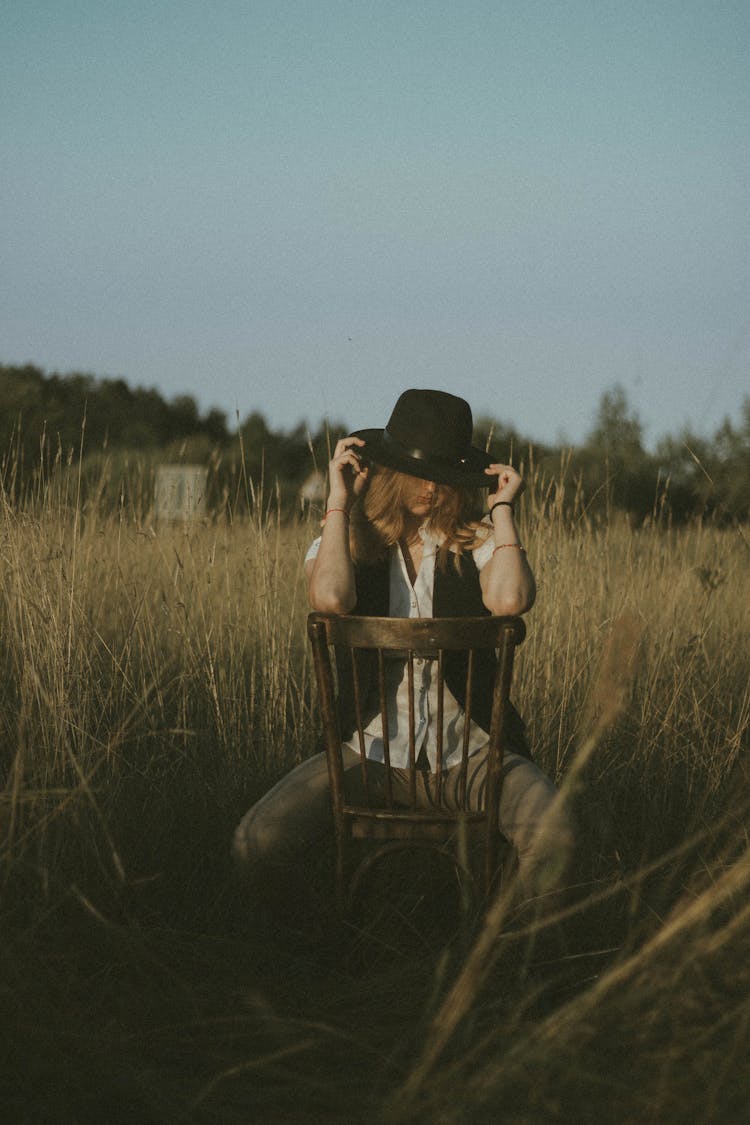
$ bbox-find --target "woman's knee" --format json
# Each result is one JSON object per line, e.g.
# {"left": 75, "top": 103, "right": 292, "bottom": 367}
{"left": 232, "top": 803, "right": 282, "bottom": 871}
{"left": 231, "top": 752, "right": 334, "bottom": 873}
{"left": 513, "top": 795, "right": 576, "bottom": 897}
{"left": 496, "top": 757, "right": 575, "bottom": 893}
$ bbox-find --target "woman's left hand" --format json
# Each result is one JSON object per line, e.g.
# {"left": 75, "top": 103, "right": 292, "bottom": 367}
{"left": 485, "top": 463, "right": 526, "bottom": 509}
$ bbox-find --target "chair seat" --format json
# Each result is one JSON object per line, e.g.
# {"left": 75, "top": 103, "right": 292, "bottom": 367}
{"left": 345, "top": 807, "right": 486, "bottom": 841}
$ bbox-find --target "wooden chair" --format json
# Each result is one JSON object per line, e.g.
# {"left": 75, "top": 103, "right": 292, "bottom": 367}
{"left": 307, "top": 612, "right": 526, "bottom": 917}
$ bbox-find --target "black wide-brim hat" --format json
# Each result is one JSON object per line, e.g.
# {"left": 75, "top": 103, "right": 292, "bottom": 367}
{"left": 351, "top": 388, "right": 493, "bottom": 488}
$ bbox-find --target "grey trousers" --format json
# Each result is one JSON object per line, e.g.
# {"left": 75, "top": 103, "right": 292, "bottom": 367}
{"left": 233, "top": 746, "right": 574, "bottom": 902}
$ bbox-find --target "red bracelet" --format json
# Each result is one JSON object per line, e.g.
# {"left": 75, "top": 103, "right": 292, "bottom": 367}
{"left": 492, "top": 543, "right": 525, "bottom": 556}
{"left": 321, "top": 507, "right": 350, "bottom": 526}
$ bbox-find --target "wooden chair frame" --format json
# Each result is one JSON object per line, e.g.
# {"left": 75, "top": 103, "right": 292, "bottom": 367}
{"left": 307, "top": 612, "right": 526, "bottom": 914}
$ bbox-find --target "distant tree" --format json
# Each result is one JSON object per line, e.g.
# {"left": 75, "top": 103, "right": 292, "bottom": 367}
{"left": 587, "top": 384, "right": 644, "bottom": 462}
{"left": 581, "top": 384, "right": 657, "bottom": 518}
{"left": 238, "top": 411, "right": 273, "bottom": 482}
{"left": 236, "top": 410, "right": 348, "bottom": 510}
{"left": 714, "top": 399, "right": 750, "bottom": 519}
{"left": 472, "top": 415, "right": 548, "bottom": 463}
{"left": 656, "top": 398, "right": 750, "bottom": 521}
{"left": 0, "top": 363, "right": 229, "bottom": 463}
{"left": 204, "top": 408, "right": 229, "bottom": 445}
{"left": 654, "top": 430, "right": 714, "bottom": 516}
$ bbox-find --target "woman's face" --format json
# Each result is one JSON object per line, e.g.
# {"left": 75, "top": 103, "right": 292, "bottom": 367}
{"left": 400, "top": 473, "right": 441, "bottom": 519}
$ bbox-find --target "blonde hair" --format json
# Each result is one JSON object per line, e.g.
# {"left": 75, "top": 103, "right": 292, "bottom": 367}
{"left": 350, "top": 466, "right": 485, "bottom": 568}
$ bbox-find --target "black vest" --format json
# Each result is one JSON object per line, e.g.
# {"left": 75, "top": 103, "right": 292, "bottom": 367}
{"left": 337, "top": 551, "right": 530, "bottom": 758}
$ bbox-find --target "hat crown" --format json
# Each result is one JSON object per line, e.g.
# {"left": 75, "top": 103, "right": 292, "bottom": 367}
{"left": 349, "top": 388, "right": 491, "bottom": 486}
{"left": 385, "top": 389, "right": 474, "bottom": 463}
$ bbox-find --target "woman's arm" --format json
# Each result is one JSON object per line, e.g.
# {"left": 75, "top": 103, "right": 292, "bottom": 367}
{"left": 478, "top": 463, "right": 536, "bottom": 616}
{"left": 306, "top": 436, "right": 370, "bottom": 613}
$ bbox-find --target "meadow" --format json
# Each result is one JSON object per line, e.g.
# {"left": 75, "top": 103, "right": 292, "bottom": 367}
{"left": 1, "top": 460, "right": 748, "bottom": 1123}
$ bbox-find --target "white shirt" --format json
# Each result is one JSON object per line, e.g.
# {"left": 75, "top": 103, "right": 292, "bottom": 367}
{"left": 306, "top": 521, "right": 495, "bottom": 770}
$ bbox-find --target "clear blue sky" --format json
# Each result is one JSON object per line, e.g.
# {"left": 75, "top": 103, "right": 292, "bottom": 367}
{"left": 3, "top": 0, "right": 748, "bottom": 448}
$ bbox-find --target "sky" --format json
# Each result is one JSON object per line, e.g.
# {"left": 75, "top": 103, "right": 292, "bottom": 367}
{"left": 2, "top": 0, "right": 748, "bottom": 449}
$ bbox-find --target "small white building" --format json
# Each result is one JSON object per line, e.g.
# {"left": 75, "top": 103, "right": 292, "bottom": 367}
{"left": 154, "top": 465, "right": 208, "bottom": 522}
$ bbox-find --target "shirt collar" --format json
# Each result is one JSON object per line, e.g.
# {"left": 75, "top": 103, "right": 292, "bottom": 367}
{"left": 418, "top": 522, "right": 441, "bottom": 550}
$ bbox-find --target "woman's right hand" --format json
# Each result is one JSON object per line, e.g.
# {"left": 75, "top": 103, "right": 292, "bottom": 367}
{"left": 326, "top": 436, "right": 370, "bottom": 511}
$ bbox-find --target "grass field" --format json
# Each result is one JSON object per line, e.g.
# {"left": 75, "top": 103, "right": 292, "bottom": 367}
{"left": 1, "top": 465, "right": 749, "bottom": 1123}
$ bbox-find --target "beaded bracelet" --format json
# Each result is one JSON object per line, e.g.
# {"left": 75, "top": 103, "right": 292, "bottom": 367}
{"left": 489, "top": 500, "right": 514, "bottom": 518}
{"left": 492, "top": 543, "right": 525, "bottom": 556}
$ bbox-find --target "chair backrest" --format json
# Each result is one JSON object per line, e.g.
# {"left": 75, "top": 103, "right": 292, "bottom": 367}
{"left": 307, "top": 612, "right": 526, "bottom": 900}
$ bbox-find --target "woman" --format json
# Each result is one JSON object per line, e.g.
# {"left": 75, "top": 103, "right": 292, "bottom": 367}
{"left": 233, "top": 389, "right": 572, "bottom": 911}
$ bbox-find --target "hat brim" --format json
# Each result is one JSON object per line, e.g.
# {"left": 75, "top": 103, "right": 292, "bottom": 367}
{"left": 350, "top": 428, "right": 493, "bottom": 488}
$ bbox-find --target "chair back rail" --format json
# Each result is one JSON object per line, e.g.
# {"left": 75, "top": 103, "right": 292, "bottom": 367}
{"left": 307, "top": 612, "right": 526, "bottom": 911}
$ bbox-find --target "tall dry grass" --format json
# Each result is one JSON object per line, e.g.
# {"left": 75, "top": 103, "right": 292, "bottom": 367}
{"left": 1, "top": 454, "right": 748, "bottom": 1122}
{"left": 0, "top": 469, "right": 316, "bottom": 928}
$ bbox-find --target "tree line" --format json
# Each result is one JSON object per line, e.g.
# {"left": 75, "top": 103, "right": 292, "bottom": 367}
{"left": 1, "top": 363, "right": 748, "bottom": 522}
